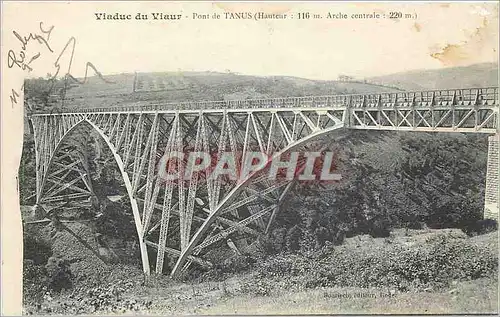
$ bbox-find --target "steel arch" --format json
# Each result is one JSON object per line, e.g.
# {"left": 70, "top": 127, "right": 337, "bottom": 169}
{"left": 32, "top": 117, "right": 151, "bottom": 274}
{"left": 83, "top": 119, "right": 151, "bottom": 274}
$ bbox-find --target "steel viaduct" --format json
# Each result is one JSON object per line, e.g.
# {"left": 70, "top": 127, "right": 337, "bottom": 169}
{"left": 29, "top": 87, "right": 499, "bottom": 278}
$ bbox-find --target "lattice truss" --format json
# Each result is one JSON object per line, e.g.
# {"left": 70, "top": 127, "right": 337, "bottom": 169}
{"left": 30, "top": 109, "right": 345, "bottom": 277}
{"left": 348, "top": 89, "right": 498, "bottom": 132}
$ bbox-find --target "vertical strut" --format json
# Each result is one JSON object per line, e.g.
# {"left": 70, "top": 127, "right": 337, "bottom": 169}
{"left": 141, "top": 114, "right": 160, "bottom": 230}
{"left": 184, "top": 113, "right": 204, "bottom": 246}
{"left": 211, "top": 112, "right": 228, "bottom": 211}
{"left": 156, "top": 115, "right": 179, "bottom": 273}
{"left": 177, "top": 113, "right": 187, "bottom": 250}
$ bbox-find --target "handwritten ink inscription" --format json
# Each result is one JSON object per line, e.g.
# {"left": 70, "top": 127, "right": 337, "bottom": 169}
{"left": 6, "top": 22, "right": 113, "bottom": 109}
{"left": 7, "top": 22, "right": 54, "bottom": 73}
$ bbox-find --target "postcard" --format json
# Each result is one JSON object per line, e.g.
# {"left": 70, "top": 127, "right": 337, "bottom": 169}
{"left": 1, "top": 1, "right": 498, "bottom": 315}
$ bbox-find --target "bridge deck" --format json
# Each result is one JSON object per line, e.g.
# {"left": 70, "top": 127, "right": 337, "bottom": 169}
{"left": 32, "top": 87, "right": 499, "bottom": 115}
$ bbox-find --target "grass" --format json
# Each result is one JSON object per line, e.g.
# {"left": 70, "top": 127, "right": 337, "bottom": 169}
{"left": 84, "top": 273, "right": 496, "bottom": 315}
{"left": 196, "top": 277, "right": 498, "bottom": 315}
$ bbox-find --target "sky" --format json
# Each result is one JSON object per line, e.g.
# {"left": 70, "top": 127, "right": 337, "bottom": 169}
{"left": 2, "top": 1, "right": 499, "bottom": 81}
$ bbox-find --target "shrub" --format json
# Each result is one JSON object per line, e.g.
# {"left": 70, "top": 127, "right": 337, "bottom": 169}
{"left": 82, "top": 282, "right": 152, "bottom": 314}
{"left": 23, "top": 260, "right": 48, "bottom": 304}
{"left": 239, "top": 279, "right": 274, "bottom": 296}
{"left": 254, "top": 235, "right": 497, "bottom": 292}
{"left": 45, "top": 257, "right": 73, "bottom": 292}
{"left": 285, "top": 225, "right": 302, "bottom": 251}
{"left": 462, "top": 219, "right": 498, "bottom": 236}
{"left": 23, "top": 235, "right": 52, "bottom": 265}
{"left": 201, "top": 254, "right": 258, "bottom": 281}
{"left": 27, "top": 281, "right": 151, "bottom": 315}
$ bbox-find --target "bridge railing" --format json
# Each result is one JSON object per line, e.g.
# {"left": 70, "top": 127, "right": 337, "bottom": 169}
{"left": 34, "top": 87, "right": 499, "bottom": 114}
